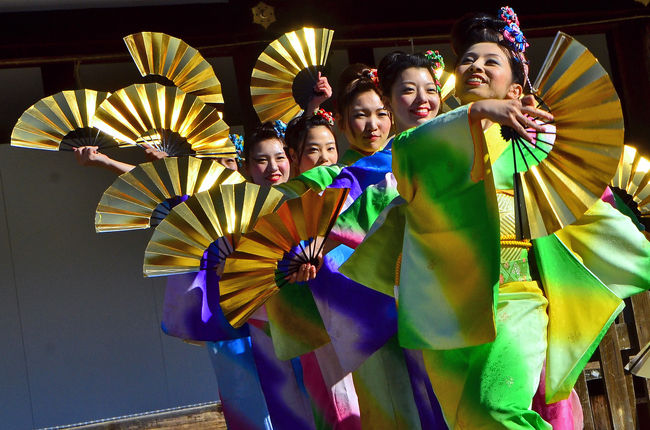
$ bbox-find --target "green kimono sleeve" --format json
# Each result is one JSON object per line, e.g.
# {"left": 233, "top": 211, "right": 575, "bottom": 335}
{"left": 555, "top": 199, "right": 650, "bottom": 299}
{"left": 275, "top": 164, "right": 343, "bottom": 198}
{"left": 340, "top": 197, "right": 406, "bottom": 296}
{"left": 347, "top": 105, "right": 501, "bottom": 350}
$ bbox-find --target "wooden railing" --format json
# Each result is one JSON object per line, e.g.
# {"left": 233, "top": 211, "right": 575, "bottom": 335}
{"left": 575, "top": 291, "right": 650, "bottom": 429}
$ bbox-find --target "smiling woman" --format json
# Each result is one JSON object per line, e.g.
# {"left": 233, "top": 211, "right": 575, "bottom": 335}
{"left": 244, "top": 121, "right": 291, "bottom": 186}
{"left": 378, "top": 51, "right": 442, "bottom": 134}
{"left": 285, "top": 110, "right": 339, "bottom": 175}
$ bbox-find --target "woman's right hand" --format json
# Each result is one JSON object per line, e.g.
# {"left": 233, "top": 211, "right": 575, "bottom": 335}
{"left": 469, "top": 97, "right": 553, "bottom": 143}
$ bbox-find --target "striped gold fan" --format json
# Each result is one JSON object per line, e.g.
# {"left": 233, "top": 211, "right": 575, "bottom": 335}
{"left": 143, "top": 182, "right": 285, "bottom": 277}
{"left": 124, "top": 31, "right": 224, "bottom": 104}
{"left": 95, "top": 156, "right": 244, "bottom": 232}
{"left": 90, "top": 83, "right": 235, "bottom": 158}
{"left": 504, "top": 32, "right": 624, "bottom": 239}
{"left": 219, "top": 187, "right": 348, "bottom": 328}
{"left": 251, "top": 27, "right": 334, "bottom": 123}
{"left": 610, "top": 145, "right": 650, "bottom": 229}
{"left": 11, "top": 89, "right": 125, "bottom": 151}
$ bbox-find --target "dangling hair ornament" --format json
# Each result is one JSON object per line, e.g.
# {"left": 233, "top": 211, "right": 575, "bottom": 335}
{"left": 273, "top": 120, "right": 287, "bottom": 138}
{"left": 498, "top": 7, "right": 529, "bottom": 55}
{"left": 424, "top": 50, "right": 445, "bottom": 93}
{"left": 361, "top": 68, "right": 380, "bottom": 88}
{"left": 313, "top": 108, "right": 335, "bottom": 126}
{"left": 498, "top": 6, "right": 532, "bottom": 91}
{"left": 229, "top": 133, "right": 245, "bottom": 166}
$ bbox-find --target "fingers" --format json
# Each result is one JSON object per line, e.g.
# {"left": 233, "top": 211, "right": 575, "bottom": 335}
{"left": 512, "top": 112, "right": 535, "bottom": 144}
{"left": 283, "top": 262, "right": 319, "bottom": 284}
{"left": 522, "top": 105, "right": 553, "bottom": 122}
{"left": 521, "top": 94, "right": 536, "bottom": 107}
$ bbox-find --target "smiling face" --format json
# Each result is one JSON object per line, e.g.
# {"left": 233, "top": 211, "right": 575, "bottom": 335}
{"left": 297, "top": 125, "right": 338, "bottom": 174}
{"left": 455, "top": 42, "right": 523, "bottom": 103}
{"left": 343, "top": 90, "right": 392, "bottom": 155}
{"left": 247, "top": 137, "right": 290, "bottom": 186}
{"left": 389, "top": 67, "right": 440, "bottom": 133}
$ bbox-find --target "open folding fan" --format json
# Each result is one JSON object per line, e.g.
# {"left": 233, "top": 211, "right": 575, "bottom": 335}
{"left": 90, "top": 82, "right": 235, "bottom": 158}
{"left": 95, "top": 156, "right": 244, "bottom": 232}
{"left": 11, "top": 89, "right": 126, "bottom": 151}
{"left": 498, "top": 32, "right": 624, "bottom": 239}
{"left": 143, "top": 182, "right": 285, "bottom": 276}
{"left": 251, "top": 27, "right": 334, "bottom": 123}
{"left": 124, "top": 31, "right": 224, "bottom": 104}
{"left": 610, "top": 145, "right": 650, "bottom": 230}
{"left": 218, "top": 187, "right": 349, "bottom": 328}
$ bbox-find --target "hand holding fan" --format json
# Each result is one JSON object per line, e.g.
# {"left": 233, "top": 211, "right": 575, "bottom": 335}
{"left": 90, "top": 83, "right": 235, "bottom": 158}
{"left": 95, "top": 156, "right": 244, "bottom": 232}
{"left": 219, "top": 187, "right": 348, "bottom": 328}
{"left": 143, "top": 182, "right": 285, "bottom": 276}
{"left": 498, "top": 32, "right": 625, "bottom": 238}
{"left": 11, "top": 89, "right": 125, "bottom": 152}
{"left": 251, "top": 27, "right": 334, "bottom": 123}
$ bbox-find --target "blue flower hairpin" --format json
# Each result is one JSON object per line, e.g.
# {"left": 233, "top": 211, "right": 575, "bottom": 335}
{"left": 273, "top": 120, "right": 287, "bottom": 139}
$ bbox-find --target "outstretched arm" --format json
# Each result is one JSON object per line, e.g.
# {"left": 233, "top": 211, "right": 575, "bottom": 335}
{"left": 73, "top": 146, "right": 134, "bottom": 175}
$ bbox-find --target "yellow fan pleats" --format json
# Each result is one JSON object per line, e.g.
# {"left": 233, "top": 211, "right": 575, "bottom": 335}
{"left": 219, "top": 187, "right": 348, "bottom": 327}
{"left": 611, "top": 145, "right": 650, "bottom": 217}
{"left": 519, "top": 31, "right": 624, "bottom": 239}
{"left": 95, "top": 156, "right": 244, "bottom": 232}
{"left": 124, "top": 31, "right": 224, "bottom": 104}
{"left": 90, "top": 82, "right": 235, "bottom": 157}
{"left": 251, "top": 27, "right": 334, "bottom": 123}
{"left": 143, "top": 182, "right": 285, "bottom": 277}
{"left": 11, "top": 89, "right": 122, "bottom": 151}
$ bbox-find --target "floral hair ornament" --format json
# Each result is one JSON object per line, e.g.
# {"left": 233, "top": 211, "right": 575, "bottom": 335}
{"left": 498, "top": 6, "right": 532, "bottom": 90}
{"left": 361, "top": 68, "right": 380, "bottom": 88}
{"left": 424, "top": 50, "right": 445, "bottom": 93}
{"left": 273, "top": 120, "right": 287, "bottom": 139}
{"left": 229, "top": 133, "right": 245, "bottom": 166}
{"left": 313, "top": 108, "right": 335, "bottom": 126}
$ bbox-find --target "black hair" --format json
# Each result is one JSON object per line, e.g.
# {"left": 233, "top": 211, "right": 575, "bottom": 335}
{"left": 450, "top": 12, "right": 526, "bottom": 87}
{"left": 285, "top": 114, "right": 337, "bottom": 162}
{"left": 243, "top": 121, "right": 287, "bottom": 163}
{"left": 335, "top": 63, "right": 384, "bottom": 129}
{"left": 377, "top": 51, "right": 436, "bottom": 97}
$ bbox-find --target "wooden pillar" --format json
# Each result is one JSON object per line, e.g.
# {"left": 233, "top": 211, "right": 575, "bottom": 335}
{"left": 607, "top": 18, "right": 650, "bottom": 154}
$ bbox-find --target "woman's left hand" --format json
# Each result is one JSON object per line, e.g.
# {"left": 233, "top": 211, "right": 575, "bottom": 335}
{"left": 306, "top": 72, "right": 332, "bottom": 114}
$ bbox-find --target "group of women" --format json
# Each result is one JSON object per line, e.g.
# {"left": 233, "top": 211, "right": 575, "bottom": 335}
{"left": 75, "top": 7, "right": 650, "bottom": 430}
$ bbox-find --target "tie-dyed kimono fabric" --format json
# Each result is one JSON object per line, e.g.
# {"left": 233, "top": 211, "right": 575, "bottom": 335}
{"left": 341, "top": 106, "right": 650, "bottom": 428}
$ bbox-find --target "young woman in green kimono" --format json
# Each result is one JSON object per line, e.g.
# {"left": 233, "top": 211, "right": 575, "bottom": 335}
{"left": 341, "top": 8, "right": 650, "bottom": 430}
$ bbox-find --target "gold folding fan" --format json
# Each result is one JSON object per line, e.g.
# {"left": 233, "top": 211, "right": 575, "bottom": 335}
{"left": 90, "top": 82, "right": 235, "bottom": 158}
{"left": 251, "top": 27, "right": 334, "bottom": 123}
{"left": 219, "top": 187, "right": 349, "bottom": 328}
{"left": 610, "top": 145, "right": 650, "bottom": 229}
{"left": 11, "top": 89, "right": 125, "bottom": 151}
{"left": 143, "top": 182, "right": 285, "bottom": 277}
{"left": 95, "top": 156, "right": 244, "bottom": 232}
{"left": 503, "top": 32, "right": 624, "bottom": 239}
{"left": 124, "top": 31, "right": 224, "bottom": 104}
